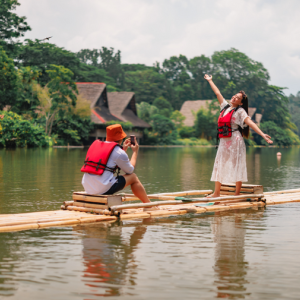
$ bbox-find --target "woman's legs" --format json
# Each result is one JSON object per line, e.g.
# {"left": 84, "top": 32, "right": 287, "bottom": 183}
{"left": 207, "top": 181, "right": 222, "bottom": 198}
{"left": 235, "top": 181, "right": 242, "bottom": 195}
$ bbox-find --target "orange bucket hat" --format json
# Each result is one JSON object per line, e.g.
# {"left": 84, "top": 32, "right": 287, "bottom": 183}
{"left": 106, "top": 124, "right": 127, "bottom": 142}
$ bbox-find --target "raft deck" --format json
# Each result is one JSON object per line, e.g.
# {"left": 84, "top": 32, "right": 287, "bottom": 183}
{"left": 0, "top": 187, "right": 300, "bottom": 233}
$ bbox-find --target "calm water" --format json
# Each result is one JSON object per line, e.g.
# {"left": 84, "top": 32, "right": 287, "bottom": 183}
{"left": 0, "top": 147, "right": 300, "bottom": 299}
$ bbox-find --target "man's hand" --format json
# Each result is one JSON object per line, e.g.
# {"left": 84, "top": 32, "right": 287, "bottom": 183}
{"left": 204, "top": 74, "right": 212, "bottom": 81}
{"left": 123, "top": 138, "right": 131, "bottom": 152}
{"left": 131, "top": 136, "right": 139, "bottom": 152}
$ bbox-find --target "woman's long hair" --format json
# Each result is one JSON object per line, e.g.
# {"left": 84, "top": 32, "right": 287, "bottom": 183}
{"left": 239, "top": 90, "right": 249, "bottom": 138}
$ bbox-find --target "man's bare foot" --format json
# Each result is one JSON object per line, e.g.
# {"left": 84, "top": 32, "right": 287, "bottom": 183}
{"left": 205, "top": 193, "right": 221, "bottom": 198}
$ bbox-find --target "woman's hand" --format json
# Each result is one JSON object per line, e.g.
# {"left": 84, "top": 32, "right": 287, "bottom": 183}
{"left": 204, "top": 74, "right": 212, "bottom": 81}
{"left": 263, "top": 134, "right": 273, "bottom": 144}
{"left": 123, "top": 138, "right": 131, "bottom": 152}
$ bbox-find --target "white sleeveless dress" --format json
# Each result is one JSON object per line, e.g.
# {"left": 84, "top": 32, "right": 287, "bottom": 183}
{"left": 211, "top": 99, "right": 250, "bottom": 183}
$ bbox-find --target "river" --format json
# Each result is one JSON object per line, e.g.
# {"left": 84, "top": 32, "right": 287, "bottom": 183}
{"left": 0, "top": 147, "right": 300, "bottom": 299}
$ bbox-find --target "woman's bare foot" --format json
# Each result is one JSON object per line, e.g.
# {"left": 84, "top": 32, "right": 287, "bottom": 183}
{"left": 205, "top": 193, "right": 221, "bottom": 198}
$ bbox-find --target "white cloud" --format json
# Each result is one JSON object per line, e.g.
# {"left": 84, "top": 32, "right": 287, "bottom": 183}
{"left": 17, "top": 0, "right": 300, "bottom": 94}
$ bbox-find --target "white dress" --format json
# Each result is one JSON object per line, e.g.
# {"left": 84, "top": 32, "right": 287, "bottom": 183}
{"left": 211, "top": 99, "right": 250, "bottom": 183}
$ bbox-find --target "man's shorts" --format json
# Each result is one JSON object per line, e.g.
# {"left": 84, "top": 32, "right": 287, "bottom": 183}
{"left": 103, "top": 176, "right": 126, "bottom": 195}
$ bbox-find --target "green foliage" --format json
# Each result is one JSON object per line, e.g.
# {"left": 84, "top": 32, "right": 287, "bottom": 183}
{"left": 194, "top": 109, "right": 217, "bottom": 140}
{"left": 170, "top": 110, "right": 186, "bottom": 128}
{"left": 0, "top": 0, "right": 31, "bottom": 57}
{"left": 289, "top": 91, "right": 300, "bottom": 134}
{"left": 51, "top": 114, "right": 93, "bottom": 145}
{"left": 257, "top": 121, "right": 300, "bottom": 146}
{"left": 105, "top": 120, "right": 133, "bottom": 132}
{"left": 179, "top": 138, "right": 211, "bottom": 146}
{"left": 147, "top": 114, "right": 178, "bottom": 145}
{"left": 13, "top": 66, "right": 40, "bottom": 116}
{"left": 124, "top": 69, "right": 170, "bottom": 104}
{"left": 0, "top": 111, "right": 50, "bottom": 147}
{"left": 0, "top": 47, "right": 19, "bottom": 110}
{"left": 136, "top": 102, "right": 159, "bottom": 123}
{"left": 178, "top": 126, "right": 196, "bottom": 138}
{"left": 45, "top": 64, "right": 78, "bottom": 135}
{"left": 153, "top": 96, "right": 173, "bottom": 117}
{"left": 76, "top": 47, "right": 123, "bottom": 88}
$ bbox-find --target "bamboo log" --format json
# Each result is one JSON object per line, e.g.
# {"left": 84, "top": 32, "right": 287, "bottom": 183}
{"left": 121, "top": 190, "right": 213, "bottom": 201}
{"left": 264, "top": 188, "right": 300, "bottom": 195}
{"left": 220, "top": 186, "right": 254, "bottom": 192}
{"left": 110, "top": 194, "right": 264, "bottom": 212}
{"left": 72, "top": 194, "right": 108, "bottom": 203}
{"left": 64, "top": 201, "right": 74, "bottom": 206}
{"left": 119, "top": 213, "right": 151, "bottom": 220}
{"left": 73, "top": 201, "right": 108, "bottom": 209}
{"left": 0, "top": 223, "right": 39, "bottom": 232}
{"left": 61, "top": 205, "right": 66, "bottom": 210}
{"left": 66, "top": 205, "right": 111, "bottom": 215}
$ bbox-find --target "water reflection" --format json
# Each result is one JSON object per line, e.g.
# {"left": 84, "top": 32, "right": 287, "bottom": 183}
{"left": 75, "top": 219, "right": 152, "bottom": 297}
{"left": 212, "top": 208, "right": 265, "bottom": 299}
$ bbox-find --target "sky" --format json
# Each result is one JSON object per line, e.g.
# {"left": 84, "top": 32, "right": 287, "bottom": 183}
{"left": 16, "top": 0, "right": 300, "bottom": 95}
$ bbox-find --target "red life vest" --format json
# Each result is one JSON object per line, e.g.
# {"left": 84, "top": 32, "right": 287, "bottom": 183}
{"left": 81, "top": 140, "right": 121, "bottom": 175}
{"left": 217, "top": 104, "right": 241, "bottom": 138}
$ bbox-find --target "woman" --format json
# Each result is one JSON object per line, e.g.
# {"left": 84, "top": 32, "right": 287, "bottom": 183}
{"left": 204, "top": 74, "right": 273, "bottom": 197}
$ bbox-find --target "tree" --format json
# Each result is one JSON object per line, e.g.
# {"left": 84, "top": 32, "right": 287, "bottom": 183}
{"left": 288, "top": 91, "right": 300, "bottom": 134}
{"left": 42, "top": 65, "right": 78, "bottom": 136}
{"left": 149, "top": 114, "right": 178, "bottom": 145}
{"left": 0, "top": 47, "right": 19, "bottom": 110}
{"left": 124, "top": 69, "right": 169, "bottom": 104}
{"left": 153, "top": 96, "right": 173, "bottom": 117}
{"left": 13, "top": 66, "right": 41, "bottom": 117}
{"left": 0, "top": 111, "right": 49, "bottom": 148}
{"left": 170, "top": 110, "right": 185, "bottom": 128}
{"left": 77, "top": 47, "right": 124, "bottom": 88}
{"left": 194, "top": 108, "right": 216, "bottom": 140}
{"left": 136, "top": 102, "right": 159, "bottom": 123}
{"left": 0, "top": 0, "right": 31, "bottom": 57}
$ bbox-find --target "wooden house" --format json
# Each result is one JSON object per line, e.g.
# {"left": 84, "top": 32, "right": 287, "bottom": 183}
{"left": 76, "top": 83, "right": 150, "bottom": 144}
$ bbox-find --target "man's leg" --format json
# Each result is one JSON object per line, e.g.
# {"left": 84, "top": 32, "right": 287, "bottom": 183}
{"left": 123, "top": 173, "right": 151, "bottom": 203}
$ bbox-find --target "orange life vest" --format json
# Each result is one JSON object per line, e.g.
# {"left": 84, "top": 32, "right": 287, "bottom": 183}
{"left": 81, "top": 140, "right": 121, "bottom": 175}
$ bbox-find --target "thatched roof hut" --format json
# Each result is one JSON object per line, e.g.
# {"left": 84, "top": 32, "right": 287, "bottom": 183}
{"left": 180, "top": 100, "right": 212, "bottom": 126}
{"left": 180, "top": 100, "right": 262, "bottom": 127}
{"left": 107, "top": 92, "right": 150, "bottom": 128}
{"left": 76, "top": 82, "right": 120, "bottom": 124}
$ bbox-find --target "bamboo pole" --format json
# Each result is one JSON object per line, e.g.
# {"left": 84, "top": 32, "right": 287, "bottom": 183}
{"left": 72, "top": 194, "right": 108, "bottom": 203}
{"left": 121, "top": 190, "right": 213, "bottom": 201}
{"left": 220, "top": 186, "right": 254, "bottom": 192}
{"left": 73, "top": 202, "right": 108, "bottom": 209}
{"left": 66, "top": 205, "right": 111, "bottom": 215}
{"left": 264, "top": 188, "right": 300, "bottom": 195}
{"left": 110, "top": 194, "right": 263, "bottom": 212}
{"left": 64, "top": 201, "right": 74, "bottom": 206}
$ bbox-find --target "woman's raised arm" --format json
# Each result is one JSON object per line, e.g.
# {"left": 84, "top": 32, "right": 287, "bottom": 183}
{"left": 204, "top": 74, "right": 224, "bottom": 105}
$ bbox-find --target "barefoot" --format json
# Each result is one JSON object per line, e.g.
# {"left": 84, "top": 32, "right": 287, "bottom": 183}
{"left": 205, "top": 193, "right": 221, "bottom": 198}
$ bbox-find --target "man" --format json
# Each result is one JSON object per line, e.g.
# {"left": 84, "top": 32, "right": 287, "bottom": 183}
{"left": 81, "top": 124, "right": 153, "bottom": 206}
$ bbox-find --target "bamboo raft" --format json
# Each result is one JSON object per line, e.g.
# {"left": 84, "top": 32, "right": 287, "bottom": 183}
{"left": 0, "top": 184, "right": 300, "bottom": 232}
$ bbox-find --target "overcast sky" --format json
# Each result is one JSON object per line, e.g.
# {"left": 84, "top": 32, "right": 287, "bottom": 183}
{"left": 17, "top": 0, "right": 300, "bottom": 95}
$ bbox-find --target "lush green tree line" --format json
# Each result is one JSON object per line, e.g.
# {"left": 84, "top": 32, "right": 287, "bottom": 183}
{"left": 0, "top": 0, "right": 299, "bottom": 147}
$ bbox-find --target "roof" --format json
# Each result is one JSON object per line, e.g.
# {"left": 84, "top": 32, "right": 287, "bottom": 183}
{"left": 180, "top": 100, "right": 212, "bottom": 126}
{"left": 248, "top": 107, "right": 257, "bottom": 119}
{"left": 107, "top": 92, "right": 150, "bottom": 128}
{"left": 76, "top": 83, "right": 106, "bottom": 109}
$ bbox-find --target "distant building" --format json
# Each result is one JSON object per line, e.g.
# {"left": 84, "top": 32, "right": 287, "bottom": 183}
{"left": 76, "top": 83, "right": 150, "bottom": 144}
{"left": 180, "top": 100, "right": 212, "bottom": 126}
{"left": 180, "top": 100, "right": 262, "bottom": 127}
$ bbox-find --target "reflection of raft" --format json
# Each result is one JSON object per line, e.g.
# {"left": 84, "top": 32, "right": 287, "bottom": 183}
{"left": 1, "top": 185, "right": 300, "bottom": 232}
